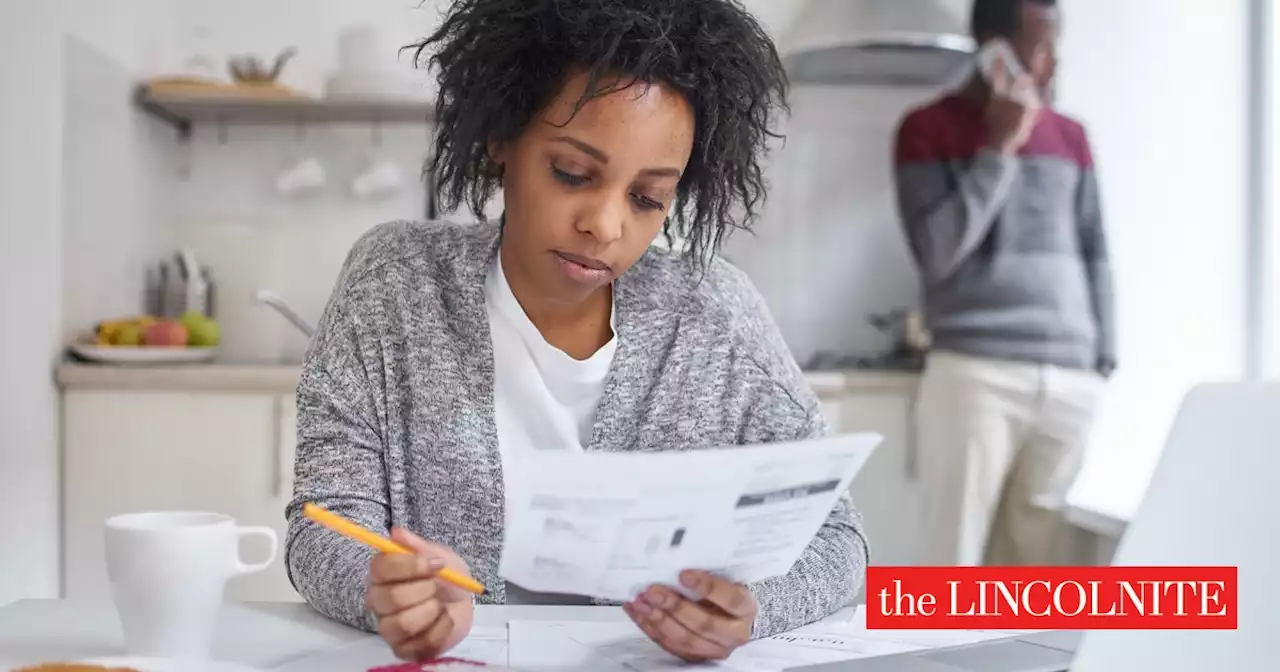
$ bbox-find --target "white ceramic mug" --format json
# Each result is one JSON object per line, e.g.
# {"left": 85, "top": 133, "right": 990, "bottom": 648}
{"left": 275, "top": 157, "right": 327, "bottom": 196}
{"left": 351, "top": 158, "right": 403, "bottom": 199}
{"left": 104, "top": 511, "right": 278, "bottom": 658}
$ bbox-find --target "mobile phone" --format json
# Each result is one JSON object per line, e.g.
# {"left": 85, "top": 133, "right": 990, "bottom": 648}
{"left": 975, "top": 38, "right": 1027, "bottom": 86}
{"left": 975, "top": 38, "right": 1039, "bottom": 105}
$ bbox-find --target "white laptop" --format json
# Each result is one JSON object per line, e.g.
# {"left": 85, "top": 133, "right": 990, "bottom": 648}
{"left": 797, "top": 381, "right": 1280, "bottom": 672}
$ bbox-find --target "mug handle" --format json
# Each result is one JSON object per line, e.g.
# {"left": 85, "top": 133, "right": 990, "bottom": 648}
{"left": 234, "top": 525, "right": 279, "bottom": 575}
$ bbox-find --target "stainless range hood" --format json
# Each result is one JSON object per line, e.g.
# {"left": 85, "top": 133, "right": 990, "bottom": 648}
{"left": 780, "top": 0, "right": 976, "bottom": 88}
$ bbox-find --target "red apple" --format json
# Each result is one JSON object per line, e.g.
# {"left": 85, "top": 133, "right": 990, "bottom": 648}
{"left": 144, "top": 320, "right": 189, "bottom": 347}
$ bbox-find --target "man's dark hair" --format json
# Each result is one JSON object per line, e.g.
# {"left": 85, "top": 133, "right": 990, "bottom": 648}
{"left": 407, "top": 0, "right": 789, "bottom": 264}
{"left": 969, "top": 0, "right": 1057, "bottom": 39}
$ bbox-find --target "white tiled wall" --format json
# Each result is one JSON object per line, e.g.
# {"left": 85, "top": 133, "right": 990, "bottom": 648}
{"left": 58, "top": 0, "right": 933, "bottom": 364}
{"left": 724, "top": 84, "right": 944, "bottom": 363}
{"left": 62, "top": 36, "right": 180, "bottom": 344}
{"left": 174, "top": 123, "right": 433, "bottom": 363}
{"left": 1, "top": 0, "right": 65, "bottom": 606}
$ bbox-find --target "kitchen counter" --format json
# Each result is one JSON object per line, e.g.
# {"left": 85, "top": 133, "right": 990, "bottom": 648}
{"left": 55, "top": 361, "right": 919, "bottom": 395}
{"left": 56, "top": 361, "right": 303, "bottom": 393}
{"left": 805, "top": 369, "right": 919, "bottom": 395}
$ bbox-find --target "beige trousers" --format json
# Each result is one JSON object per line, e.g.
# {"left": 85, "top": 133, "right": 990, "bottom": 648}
{"left": 915, "top": 350, "right": 1105, "bottom": 566}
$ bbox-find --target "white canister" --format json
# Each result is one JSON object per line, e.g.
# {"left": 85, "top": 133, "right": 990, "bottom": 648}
{"left": 327, "top": 24, "right": 432, "bottom": 101}
{"left": 335, "top": 24, "right": 386, "bottom": 75}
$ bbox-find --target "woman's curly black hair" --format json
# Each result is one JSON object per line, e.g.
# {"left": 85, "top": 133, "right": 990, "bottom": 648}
{"left": 406, "top": 0, "right": 789, "bottom": 264}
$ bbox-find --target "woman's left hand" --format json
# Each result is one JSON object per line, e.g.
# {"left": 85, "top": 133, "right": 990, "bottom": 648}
{"left": 623, "top": 570, "right": 758, "bottom": 662}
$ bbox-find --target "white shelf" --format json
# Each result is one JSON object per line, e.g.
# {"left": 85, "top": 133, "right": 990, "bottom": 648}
{"left": 133, "top": 84, "right": 434, "bottom": 139}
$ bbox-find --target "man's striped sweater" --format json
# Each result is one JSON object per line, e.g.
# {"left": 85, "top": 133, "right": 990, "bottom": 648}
{"left": 893, "top": 94, "right": 1116, "bottom": 374}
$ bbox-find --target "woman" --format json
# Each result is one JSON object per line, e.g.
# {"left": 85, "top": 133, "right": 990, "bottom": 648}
{"left": 286, "top": 0, "right": 868, "bottom": 663}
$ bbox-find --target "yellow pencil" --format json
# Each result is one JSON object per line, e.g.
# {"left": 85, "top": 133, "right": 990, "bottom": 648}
{"left": 303, "top": 502, "right": 487, "bottom": 596}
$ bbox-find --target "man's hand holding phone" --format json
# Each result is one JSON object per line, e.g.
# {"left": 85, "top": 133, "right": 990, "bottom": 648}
{"left": 985, "top": 55, "right": 1042, "bottom": 155}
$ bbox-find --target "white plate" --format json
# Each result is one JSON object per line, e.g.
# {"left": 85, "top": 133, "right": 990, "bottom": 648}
{"left": 77, "top": 656, "right": 270, "bottom": 672}
{"left": 69, "top": 342, "right": 217, "bottom": 365}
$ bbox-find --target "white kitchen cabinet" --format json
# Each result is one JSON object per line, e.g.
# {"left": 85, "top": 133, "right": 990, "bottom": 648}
{"left": 838, "top": 392, "right": 925, "bottom": 570}
{"left": 62, "top": 390, "right": 300, "bottom": 602}
{"left": 820, "top": 383, "right": 945, "bottom": 604}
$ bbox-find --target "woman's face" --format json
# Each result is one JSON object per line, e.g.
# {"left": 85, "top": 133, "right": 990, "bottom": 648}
{"left": 493, "top": 69, "right": 695, "bottom": 306}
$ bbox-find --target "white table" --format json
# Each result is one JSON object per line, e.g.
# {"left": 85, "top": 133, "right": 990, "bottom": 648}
{"left": 0, "top": 600, "right": 629, "bottom": 670}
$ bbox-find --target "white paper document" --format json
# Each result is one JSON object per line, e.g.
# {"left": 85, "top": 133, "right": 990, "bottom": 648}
{"left": 558, "top": 622, "right": 911, "bottom": 665}
{"left": 512, "top": 621, "right": 913, "bottom": 671}
{"left": 498, "top": 433, "right": 882, "bottom": 600}
{"left": 506, "top": 607, "right": 1037, "bottom": 672}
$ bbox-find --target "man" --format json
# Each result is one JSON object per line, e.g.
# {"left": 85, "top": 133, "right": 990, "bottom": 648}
{"left": 892, "top": 0, "right": 1115, "bottom": 566}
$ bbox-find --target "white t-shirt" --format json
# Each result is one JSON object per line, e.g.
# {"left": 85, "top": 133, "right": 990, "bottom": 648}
{"left": 484, "top": 253, "right": 616, "bottom": 603}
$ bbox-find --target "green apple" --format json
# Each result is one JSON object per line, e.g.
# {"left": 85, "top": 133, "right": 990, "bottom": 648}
{"left": 187, "top": 317, "right": 220, "bottom": 347}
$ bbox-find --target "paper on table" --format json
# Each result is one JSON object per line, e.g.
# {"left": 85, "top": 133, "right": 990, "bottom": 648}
{"left": 834, "top": 605, "right": 1039, "bottom": 649}
{"left": 499, "top": 433, "right": 881, "bottom": 601}
{"left": 507, "top": 620, "right": 915, "bottom": 672}
{"left": 272, "top": 626, "right": 509, "bottom": 672}
{"left": 506, "top": 606, "right": 1040, "bottom": 672}
{"left": 506, "top": 621, "right": 632, "bottom": 672}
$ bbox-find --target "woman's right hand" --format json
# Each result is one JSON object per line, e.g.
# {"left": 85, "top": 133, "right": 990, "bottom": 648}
{"left": 364, "top": 527, "right": 476, "bottom": 661}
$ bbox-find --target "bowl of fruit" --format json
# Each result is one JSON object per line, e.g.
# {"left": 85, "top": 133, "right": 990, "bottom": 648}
{"left": 68, "top": 311, "right": 221, "bottom": 365}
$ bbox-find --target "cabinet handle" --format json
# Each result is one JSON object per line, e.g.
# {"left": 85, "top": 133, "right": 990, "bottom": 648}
{"left": 272, "top": 396, "right": 286, "bottom": 498}
{"left": 905, "top": 392, "right": 918, "bottom": 480}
